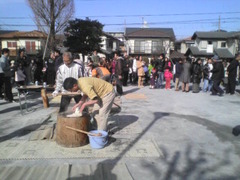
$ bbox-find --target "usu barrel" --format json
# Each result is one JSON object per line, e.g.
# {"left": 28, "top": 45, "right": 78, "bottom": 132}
{"left": 56, "top": 114, "right": 90, "bottom": 148}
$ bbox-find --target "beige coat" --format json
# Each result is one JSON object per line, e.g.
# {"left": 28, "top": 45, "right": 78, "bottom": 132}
{"left": 137, "top": 61, "right": 145, "bottom": 76}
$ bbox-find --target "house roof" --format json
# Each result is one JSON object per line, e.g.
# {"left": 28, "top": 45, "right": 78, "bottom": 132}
{"left": 214, "top": 48, "right": 235, "bottom": 59}
{"left": 186, "top": 46, "right": 234, "bottom": 59}
{"left": 185, "top": 46, "right": 214, "bottom": 56}
{"left": 0, "top": 30, "right": 18, "bottom": 35}
{"left": 0, "top": 30, "right": 47, "bottom": 39}
{"left": 192, "top": 31, "right": 233, "bottom": 40}
{"left": 170, "top": 50, "right": 186, "bottom": 59}
{"left": 125, "top": 28, "right": 175, "bottom": 40}
{"left": 103, "top": 32, "right": 121, "bottom": 42}
{"left": 230, "top": 31, "right": 240, "bottom": 38}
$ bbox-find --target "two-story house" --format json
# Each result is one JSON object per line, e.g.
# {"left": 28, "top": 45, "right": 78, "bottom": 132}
{"left": 175, "top": 37, "right": 195, "bottom": 54}
{"left": 185, "top": 31, "right": 238, "bottom": 59}
{"left": 125, "top": 28, "right": 175, "bottom": 57}
{"left": 0, "top": 30, "right": 46, "bottom": 58}
{"left": 99, "top": 32, "right": 122, "bottom": 57}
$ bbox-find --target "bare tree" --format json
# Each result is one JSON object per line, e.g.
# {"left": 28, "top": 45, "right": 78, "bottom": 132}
{"left": 27, "top": 0, "right": 74, "bottom": 50}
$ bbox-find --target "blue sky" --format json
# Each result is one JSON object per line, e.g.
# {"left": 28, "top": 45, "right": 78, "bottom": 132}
{"left": 0, "top": 0, "right": 239, "bottom": 39}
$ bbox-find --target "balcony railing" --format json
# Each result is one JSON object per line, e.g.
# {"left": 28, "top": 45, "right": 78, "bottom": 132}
{"left": 130, "top": 45, "right": 165, "bottom": 54}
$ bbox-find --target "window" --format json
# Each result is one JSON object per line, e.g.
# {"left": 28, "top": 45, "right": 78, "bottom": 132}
{"left": 152, "top": 40, "right": 163, "bottom": 53}
{"left": 107, "top": 39, "right": 113, "bottom": 49}
{"left": 7, "top": 41, "right": 17, "bottom": 48}
{"left": 221, "top": 42, "right": 226, "bottom": 48}
{"left": 25, "top": 41, "right": 36, "bottom": 53}
{"left": 135, "top": 40, "right": 145, "bottom": 53}
{"left": 208, "top": 41, "right": 212, "bottom": 45}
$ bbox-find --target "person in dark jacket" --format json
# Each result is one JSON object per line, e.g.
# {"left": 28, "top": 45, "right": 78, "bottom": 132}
{"left": 175, "top": 59, "right": 183, "bottom": 91}
{"left": 122, "top": 53, "right": 129, "bottom": 86}
{"left": 114, "top": 52, "right": 123, "bottom": 95}
{"left": 192, "top": 58, "right": 202, "bottom": 93}
{"left": 226, "top": 55, "right": 239, "bottom": 95}
{"left": 54, "top": 49, "right": 63, "bottom": 72}
{"left": 46, "top": 51, "right": 56, "bottom": 86}
{"left": 155, "top": 54, "right": 165, "bottom": 88}
{"left": 211, "top": 55, "right": 224, "bottom": 96}
{"left": 16, "top": 49, "right": 31, "bottom": 85}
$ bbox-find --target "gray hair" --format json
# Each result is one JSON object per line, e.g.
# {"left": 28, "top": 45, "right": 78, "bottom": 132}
{"left": 63, "top": 51, "right": 73, "bottom": 60}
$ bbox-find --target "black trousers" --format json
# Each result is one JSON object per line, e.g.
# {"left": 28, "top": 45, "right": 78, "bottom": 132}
{"left": 212, "top": 80, "right": 224, "bottom": 95}
{"left": 122, "top": 71, "right": 129, "bottom": 86}
{"left": 47, "top": 71, "right": 56, "bottom": 86}
{"left": 132, "top": 72, "right": 138, "bottom": 84}
{"left": 129, "top": 73, "right": 133, "bottom": 84}
{"left": 116, "top": 78, "right": 123, "bottom": 95}
{"left": 0, "top": 73, "right": 4, "bottom": 98}
{"left": 226, "top": 76, "right": 236, "bottom": 94}
{"left": 4, "top": 76, "right": 13, "bottom": 101}
{"left": 59, "top": 95, "right": 82, "bottom": 113}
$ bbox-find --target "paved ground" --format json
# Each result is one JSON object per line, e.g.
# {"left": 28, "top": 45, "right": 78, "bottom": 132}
{"left": 0, "top": 83, "right": 240, "bottom": 180}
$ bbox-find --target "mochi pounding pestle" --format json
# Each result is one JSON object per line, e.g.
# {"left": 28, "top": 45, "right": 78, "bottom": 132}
{"left": 66, "top": 126, "right": 102, "bottom": 136}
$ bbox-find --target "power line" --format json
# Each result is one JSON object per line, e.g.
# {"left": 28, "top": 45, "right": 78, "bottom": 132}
{"left": 76, "top": 11, "right": 240, "bottom": 18}
{"left": 1, "top": 11, "right": 240, "bottom": 19}
{"left": 2, "top": 17, "right": 238, "bottom": 27}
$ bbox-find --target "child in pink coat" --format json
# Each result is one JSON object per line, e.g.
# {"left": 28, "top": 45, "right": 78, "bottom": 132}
{"left": 164, "top": 67, "right": 173, "bottom": 89}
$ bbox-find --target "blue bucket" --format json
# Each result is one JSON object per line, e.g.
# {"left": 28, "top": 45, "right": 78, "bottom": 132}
{"left": 88, "top": 130, "right": 108, "bottom": 149}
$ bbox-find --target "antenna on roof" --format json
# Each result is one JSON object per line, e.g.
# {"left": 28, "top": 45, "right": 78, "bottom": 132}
{"left": 142, "top": 17, "right": 148, "bottom": 28}
{"left": 218, "top": 16, "right": 221, "bottom": 31}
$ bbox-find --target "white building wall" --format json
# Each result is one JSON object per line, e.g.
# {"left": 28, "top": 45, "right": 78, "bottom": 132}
{"left": 2, "top": 40, "right": 8, "bottom": 48}
{"left": 180, "top": 43, "right": 187, "bottom": 54}
{"left": 100, "top": 36, "right": 107, "bottom": 50}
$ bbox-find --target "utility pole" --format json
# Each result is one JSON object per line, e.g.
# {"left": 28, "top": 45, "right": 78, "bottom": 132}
{"left": 218, "top": 16, "right": 221, "bottom": 31}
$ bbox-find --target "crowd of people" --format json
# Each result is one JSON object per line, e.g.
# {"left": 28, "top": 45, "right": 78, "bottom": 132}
{"left": 0, "top": 48, "right": 240, "bottom": 103}
{"left": 86, "top": 52, "right": 240, "bottom": 97}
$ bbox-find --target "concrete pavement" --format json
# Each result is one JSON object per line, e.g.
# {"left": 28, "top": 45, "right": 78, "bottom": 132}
{"left": 0, "top": 84, "right": 240, "bottom": 179}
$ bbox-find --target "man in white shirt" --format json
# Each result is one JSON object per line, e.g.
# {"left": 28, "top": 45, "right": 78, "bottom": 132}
{"left": 132, "top": 56, "right": 137, "bottom": 84}
{"left": 52, "top": 51, "right": 83, "bottom": 112}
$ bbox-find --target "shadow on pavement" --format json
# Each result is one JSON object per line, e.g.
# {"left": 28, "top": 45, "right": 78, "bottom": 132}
{"left": 0, "top": 101, "right": 10, "bottom": 106}
{"left": 108, "top": 114, "right": 138, "bottom": 135}
{"left": 106, "top": 115, "right": 139, "bottom": 147}
{"left": 66, "top": 111, "right": 240, "bottom": 179}
{"left": 142, "top": 144, "right": 240, "bottom": 180}
{"left": 0, "top": 99, "right": 43, "bottom": 114}
{"left": 66, "top": 112, "right": 169, "bottom": 179}
{"left": 123, "top": 88, "right": 139, "bottom": 95}
{"left": 0, "top": 116, "right": 51, "bottom": 142}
